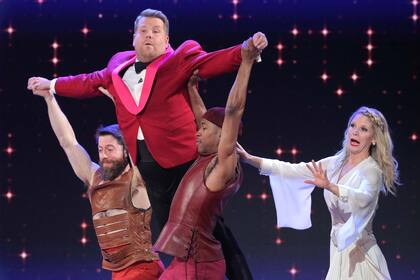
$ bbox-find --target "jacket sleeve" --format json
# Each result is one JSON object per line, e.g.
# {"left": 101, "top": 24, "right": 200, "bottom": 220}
{"left": 179, "top": 40, "right": 242, "bottom": 79}
{"left": 55, "top": 67, "right": 112, "bottom": 99}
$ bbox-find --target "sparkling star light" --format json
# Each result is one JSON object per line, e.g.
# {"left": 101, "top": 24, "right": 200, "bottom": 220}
{"left": 5, "top": 24, "right": 15, "bottom": 36}
{"left": 275, "top": 237, "right": 283, "bottom": 245}
{"left": 411, "top": 0, "right": 418, "bottom": 22}
{"left": 321, "top": 71, "right": 330, "bottom": 82}
{"left": 288, "top": 265, "right": 299, "bottom": 277}
{"left": 291, "top": 26, "right": 299, "bottom": 37}
{"left": 231, "top": 0, "right": 239, "bottom": 21}
{"left": 351, "top": 72, "right": 360, "bottom": 82}
{"left": 4, "top": 145, "right": 15, "bottom": 156}
{"left": 80, "top": 220, "right": 89, "bottom": 246}
{"left": 276, "top": 42, "right": 285, "bottom": 66}
{"left": 260, "top": 192, "right": 268, "bottom": 200}
{"left": 81, "top": 25, "right": 91, "bottom": 36}
{"left": 365, "top": 28, "right": 375, "bottom": 67}
{"left": 321, "top": 26, "right": 330, "bottom": 37}
{"left": 19, "top": 250, "right": 29, "bottom": 262}
{"left": 4, "top": 190, "right": 15, "bottom": 202}
{"left": 80, "top": 236, "right": 88, "bottom": 245}
{"left": 50, "top": 39, "right": 61, "bottom": 74}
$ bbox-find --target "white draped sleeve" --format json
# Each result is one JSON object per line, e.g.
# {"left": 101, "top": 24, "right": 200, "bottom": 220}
{"left": 334, "top": 162, "right": 382, "bottom": 251}
{"left": 259, "top": 158, "right": 331, "bottom": 230}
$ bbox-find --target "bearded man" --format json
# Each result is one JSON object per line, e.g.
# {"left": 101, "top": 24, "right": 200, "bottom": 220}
{"left": 32, "top": 88, "right": 163, "bottom": 280}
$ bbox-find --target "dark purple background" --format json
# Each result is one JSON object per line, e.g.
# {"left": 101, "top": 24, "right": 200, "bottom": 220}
{"left": 1, "top": 0, "right": 419, "bottom": 279}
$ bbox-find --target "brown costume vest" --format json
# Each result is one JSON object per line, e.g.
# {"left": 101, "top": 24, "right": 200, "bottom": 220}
{"left": 88, "top": 167, "right": 158, "bottom": 271}
{"left": 153, "top": 154, "right": 242, "bottom": 262}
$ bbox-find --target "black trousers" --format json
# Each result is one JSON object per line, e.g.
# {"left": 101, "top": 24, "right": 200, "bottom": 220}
{"left": 137, "top": 140, "right": 253, "bottom": 280}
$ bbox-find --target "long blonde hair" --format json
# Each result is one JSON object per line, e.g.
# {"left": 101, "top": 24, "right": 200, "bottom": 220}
{"left": 334, "top": 106, "right": 400, "bottom": 195}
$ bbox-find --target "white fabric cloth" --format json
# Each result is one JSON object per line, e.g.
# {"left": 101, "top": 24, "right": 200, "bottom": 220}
{"left": 259, "top": 158, "right": 318, "bottom": 229}
{"left": 260, "top": 155, "right": 391, "bottom": 279}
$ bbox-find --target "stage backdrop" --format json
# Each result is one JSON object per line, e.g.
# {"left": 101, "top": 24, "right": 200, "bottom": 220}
{"left": 1, "top": 1, "right": 419, "bottom": 279}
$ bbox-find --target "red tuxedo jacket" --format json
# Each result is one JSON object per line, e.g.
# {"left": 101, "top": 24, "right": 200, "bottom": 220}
{"left": 55, "top": 40, "right": 242, "bottom": 168}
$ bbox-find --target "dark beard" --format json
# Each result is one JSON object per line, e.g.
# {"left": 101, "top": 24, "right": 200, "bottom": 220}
{"left": 100, "top": 157, "right": 129, "bottom": 181}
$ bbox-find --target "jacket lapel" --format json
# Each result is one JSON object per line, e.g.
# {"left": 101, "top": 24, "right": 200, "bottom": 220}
{"left": 111, "top": 46, "right": 174, "bottom": 115}
{"left": 137, "top": 46, "right": 174, "bottom": 114}
{"left": 111, "top": 56, "right": 138, "bottom": 115}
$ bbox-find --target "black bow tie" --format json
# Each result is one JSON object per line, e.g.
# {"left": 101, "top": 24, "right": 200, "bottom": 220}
{"left": 134, "top": 61, "right": 149, "bottom": 74}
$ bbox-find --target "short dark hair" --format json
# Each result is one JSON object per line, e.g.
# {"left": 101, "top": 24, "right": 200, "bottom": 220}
{"left": 95, "top": 124, "right": 127, "bottom": 148}
{"left": 202, "top": 107, "right": 244, "bottom": 136}
{"left": 134, "top": 8, "right": 169, "bottom": 35}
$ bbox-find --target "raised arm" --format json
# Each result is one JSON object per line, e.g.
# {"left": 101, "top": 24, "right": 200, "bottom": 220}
{"left": 181, "top": 32, "right": 268, "bottom": 79}
{"left": 187, "top": 70, "right": 207, "bottom": 128}
{"left": 27, "top": 67, "right": 110, "bottom": 99}
{"left": 32, "top": 89, "right": 99, "bottom": 185}
{"left": 206, "top": 34, "right": 266, "bottom": 191}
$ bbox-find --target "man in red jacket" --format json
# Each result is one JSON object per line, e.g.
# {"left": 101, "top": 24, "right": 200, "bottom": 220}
{"left": 28, "top": 8, "right": 267, "bottom": 279}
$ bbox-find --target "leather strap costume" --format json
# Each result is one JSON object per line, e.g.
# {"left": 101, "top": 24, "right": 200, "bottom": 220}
{"left": 88, "top": 167, "right": 158, "bottom": 271}
{"left": 154, "top": 154, "right": 242, "bottom": 262}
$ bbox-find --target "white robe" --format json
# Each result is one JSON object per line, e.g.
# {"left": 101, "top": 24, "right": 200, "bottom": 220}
{"left": 260, "top": 155, "right": 391, "bottom": 280}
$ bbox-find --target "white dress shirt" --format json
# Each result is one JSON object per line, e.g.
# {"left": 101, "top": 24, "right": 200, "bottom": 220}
{"left": 122, "top": 61, "right": 146, "bottom": 140}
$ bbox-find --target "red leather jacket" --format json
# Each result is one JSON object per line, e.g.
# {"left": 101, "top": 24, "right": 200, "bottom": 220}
{"left": 153, "top": 154, "right": 242, "bottom": 262}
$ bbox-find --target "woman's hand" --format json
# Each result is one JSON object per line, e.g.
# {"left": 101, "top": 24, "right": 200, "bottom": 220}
{"left": 236, "top": 142, "right": 251, "bottom": 163}
{"left": 304, "top": 160, "right": 331, "bottom": 189}
{"left": 304, "top": 160, "right": 339, "bottom": 196}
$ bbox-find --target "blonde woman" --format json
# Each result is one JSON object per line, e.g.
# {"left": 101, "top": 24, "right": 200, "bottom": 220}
{"left": 237, "top": 107, "right": 400, "bottom": 279}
